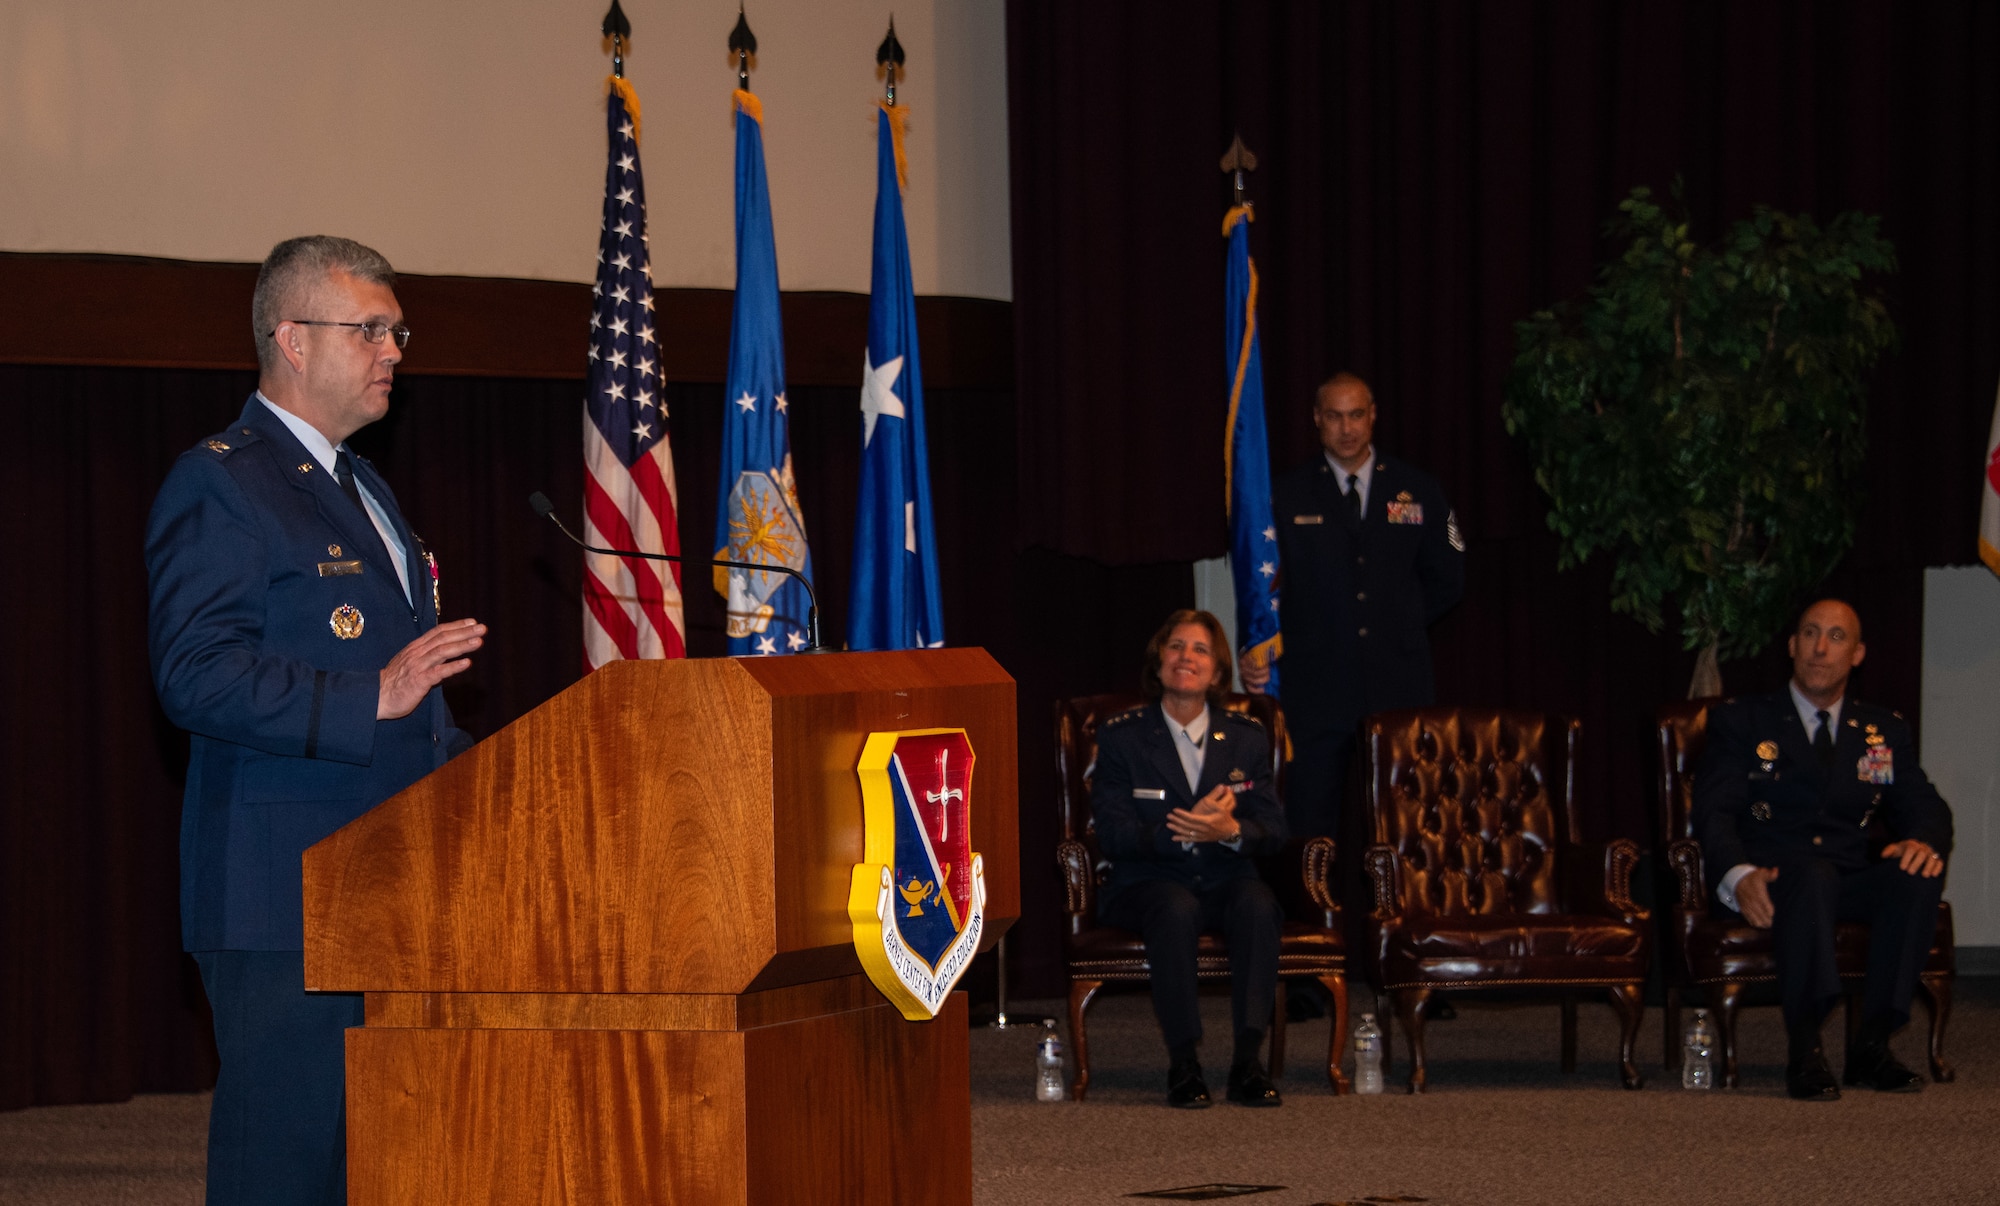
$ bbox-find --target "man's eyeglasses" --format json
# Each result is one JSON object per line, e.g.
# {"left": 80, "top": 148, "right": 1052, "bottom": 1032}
{"left": 268, "top": 320, "right": 412, "bottom": 349}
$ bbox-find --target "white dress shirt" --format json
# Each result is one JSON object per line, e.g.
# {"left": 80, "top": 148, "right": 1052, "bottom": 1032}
{"left": 260, "top": 393, "right": 412, "bottom": 603}
{"left": 1324, "top": 445, "right": 1375, "bottom": 515}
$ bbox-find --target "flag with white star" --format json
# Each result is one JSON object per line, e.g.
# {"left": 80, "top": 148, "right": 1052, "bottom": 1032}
{"left": 582, "top": 76, "right": 685, "bottom": 668}
{"left": 1223, "top": 204, "right": 1282, "bottom": 694}
{"left": 713, "top": 90, "right": 814, "bottom": 656}
{"left": 848, "top": 103, "right": 945, "bottom": 651}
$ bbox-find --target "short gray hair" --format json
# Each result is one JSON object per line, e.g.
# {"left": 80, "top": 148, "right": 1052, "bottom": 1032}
{"left": 252, "top": 236, "right": 396, "bottom": 372}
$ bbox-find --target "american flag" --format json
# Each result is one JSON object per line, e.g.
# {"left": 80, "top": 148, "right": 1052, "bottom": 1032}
{"left": 582, "top": 79, "right": 685, "bottom": 666}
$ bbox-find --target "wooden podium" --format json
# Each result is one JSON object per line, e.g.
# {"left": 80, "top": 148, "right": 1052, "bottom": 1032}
{"left": 301, "top": 649, "right": 1018, "bottom": 1205}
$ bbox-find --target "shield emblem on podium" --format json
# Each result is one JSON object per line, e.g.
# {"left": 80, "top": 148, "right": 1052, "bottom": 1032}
{"left": 849, "top": 728, "right": 986, "bottom": 1020}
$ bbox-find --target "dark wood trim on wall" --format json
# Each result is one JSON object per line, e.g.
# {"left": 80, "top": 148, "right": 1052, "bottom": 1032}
{"left": 0, "top": 253, "right": 1012, "bottom": 389}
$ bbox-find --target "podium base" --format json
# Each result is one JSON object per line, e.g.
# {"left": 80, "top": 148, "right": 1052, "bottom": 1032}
{"left": 346, "top": 982, "right": 970, "bottom": 1205}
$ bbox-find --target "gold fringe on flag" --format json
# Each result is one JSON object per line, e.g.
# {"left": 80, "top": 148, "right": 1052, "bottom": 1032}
{"left": 734, "top": 88, "right": 763, "bottom": 125}
{"left": 879, "top": 101, "right": 910, "bottom": 191}
{"left": 609, "top": 76, "right": 644, "bottom": 145}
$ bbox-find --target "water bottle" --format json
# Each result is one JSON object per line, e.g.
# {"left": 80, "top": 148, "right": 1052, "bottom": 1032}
{"left": 1035, "top": 1020, "right": 1066, "bottom": 1102}
{"left": 1353, "top": 1013, "right": 1384, "bottom": 1095}
{"left": 1682, "top": 1010, "right": 1715, "bottom": 1090}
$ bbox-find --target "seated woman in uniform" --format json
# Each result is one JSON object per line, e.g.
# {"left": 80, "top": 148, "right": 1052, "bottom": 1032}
{"left": 1091, "top": 608, "right": 1289, "bottom": 1108}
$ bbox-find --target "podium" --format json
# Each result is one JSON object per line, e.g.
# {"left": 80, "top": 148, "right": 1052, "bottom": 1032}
{"left": 301, "top": 649, "right": 1018, "bottom": 1205}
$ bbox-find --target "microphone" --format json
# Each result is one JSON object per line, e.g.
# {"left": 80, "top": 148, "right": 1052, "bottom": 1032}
{"left": 529, "top": 491, "right": 825, "bottom": 653}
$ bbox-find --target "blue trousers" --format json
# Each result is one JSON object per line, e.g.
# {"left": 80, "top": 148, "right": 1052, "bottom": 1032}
{"left": 1764, "top": 856, "right": 1945, "bottom": 1034}
{"left": 195, "top": 950, "right": 363, "bottom": 1206}
{"left": 1101, "top": 876, "right": 1283, "bottom": 1056}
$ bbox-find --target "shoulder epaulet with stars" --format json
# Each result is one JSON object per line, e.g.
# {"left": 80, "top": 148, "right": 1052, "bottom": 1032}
{"left": 1099, "top": 706, "right": 1148, "bottom": 730}
{"left": 1221, "top": 708, "right": 1267, "bottom": 733}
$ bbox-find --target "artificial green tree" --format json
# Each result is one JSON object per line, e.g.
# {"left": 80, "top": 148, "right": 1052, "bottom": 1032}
{"left": 1504, "top": 185, "right": 1896, "bottom": 696}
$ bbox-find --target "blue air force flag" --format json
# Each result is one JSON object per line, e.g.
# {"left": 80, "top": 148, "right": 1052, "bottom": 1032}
{"left": 847, "top": 103, "right": 945, "bottom": 651}
{"left": 714, "top": 91, "right": 814, "bottom": 656}
{"left": 1223, "top": 206, "right": 1282, "bottom": 693}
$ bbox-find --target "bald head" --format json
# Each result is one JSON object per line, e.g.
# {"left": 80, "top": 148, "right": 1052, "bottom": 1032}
{"left": 1789, "top": 598, "right": 1866, "bottom": 707}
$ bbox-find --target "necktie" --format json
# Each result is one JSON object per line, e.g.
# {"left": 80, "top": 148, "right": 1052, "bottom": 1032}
{"left": 334, "top": 450, "right": 369, "bottom": 518}
{"left": 1345, "top": 473, "right": 1362, "bottom": 522}
{"left": 1813, "top": 710, "right": 1835, "bottom": 767}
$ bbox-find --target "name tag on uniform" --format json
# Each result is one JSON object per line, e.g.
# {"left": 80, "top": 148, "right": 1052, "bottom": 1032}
{"left": 1858, "top": 746, "right": 1894, "bottom": 784}
{"left": 1292, "top": 514, "right": 1324, "bottom": 525}
{"left": 1385, "top": 499, "right": 1425, "bottom": 525}
{"left": 318, "top": 560, "right": 364, "bottom": 577}
{"left": 1133, "top": 788, "right": 1167, "bottom": 800}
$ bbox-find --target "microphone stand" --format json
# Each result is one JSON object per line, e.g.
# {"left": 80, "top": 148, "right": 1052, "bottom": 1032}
{"left": 530, "top": 491, "right": 825, "bottom": 653}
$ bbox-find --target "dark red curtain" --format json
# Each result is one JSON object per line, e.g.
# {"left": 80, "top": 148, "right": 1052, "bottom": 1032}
{"left": 1009, "top": 0, "right": 2000, "bottom": 831}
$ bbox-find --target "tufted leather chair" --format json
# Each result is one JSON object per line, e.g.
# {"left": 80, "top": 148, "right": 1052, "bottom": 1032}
{"left": 1657, "top": 700, "right": 1956, "bottom": 1085}
{"left": 1054, "top": 692, "right": 1349, "bottom": 1100}
{"left": 1358, "top": 708, "right": 1649, "bottom": 1092}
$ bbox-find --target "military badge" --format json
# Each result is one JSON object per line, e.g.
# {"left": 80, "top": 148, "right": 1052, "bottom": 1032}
{"left": 1385, "top": 492, "right": 1425, "bottom": 525}
{"left": 1756, "top": 740, "right": 1779, "bottom": 761}
{"left": 1858, "top": 746, "right": 1894, "bottom": 785}
{"left": 204, "top": 439, "right": 231, "bottom": 453}
{"left": 1751, "top": 801, "right": 1771, "bottom": 821}
{"left": 329, "top": 604, "right": 365, "bottom": 640}
{"left": 849, "top": 729, "right": 987, "bottom": 1021}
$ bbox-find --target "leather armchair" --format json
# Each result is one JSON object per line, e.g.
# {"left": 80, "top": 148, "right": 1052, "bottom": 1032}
{"left": 1359, "top": 708, "right": 1649, "bottom": 1092}
{"left": 1656, "top": 700, "right": 1955, "bottom": 1085}
{"left": 1054, "top": 692, "right": 1349, "bottom": 1100}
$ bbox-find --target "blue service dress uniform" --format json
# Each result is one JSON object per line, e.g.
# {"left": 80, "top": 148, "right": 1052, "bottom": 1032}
{"left": 1270, "top": 452, "right": 1464, "bottom": 837}
{"left": 146, "top": 395, "right": 470, "bottom": 1206}
{"left": 1092, "top": 705, "right": 1288, "bottom": 1055}
{"left": 1693, "top": 691, "right": 1952, "bottom": 1031}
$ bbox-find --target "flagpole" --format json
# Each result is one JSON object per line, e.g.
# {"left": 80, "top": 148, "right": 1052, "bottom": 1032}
{"left": 602, "top": 0, "right": 629, "bottom": 79}
{"left": 876, "top": 19, "right": 904, "bottom": 105}
{"left": 730, "top": 3, "right": 755, "bottom": 90}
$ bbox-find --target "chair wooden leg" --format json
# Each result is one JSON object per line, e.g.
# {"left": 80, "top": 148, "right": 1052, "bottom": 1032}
{"left": 1663, "top": 984, "right": 1683, "bottom": 1074}
{"left": 1607, "top": 982, "right": 1645, "bottom": 1090}
{"left": 1560, "top": 995, "right": 1578, "bottom": 1073}
{"left": 1066, "top": 979, "right": 1103, "bottom": 1101}
{"left": 1393, "top": 987, "right": 1431, "bottom": 1094}
{"left": 1322, "top": 972, "right": 1351, "bottom": 1095}
{"left": 1713, "top": 982, "right": 1745, "bottom": 1089}
{"left": 1269, "top": 987, "right": 1287, "bottom": 1078}
{"left": 1920, "top": 972, "right": 1956, "bottom": 1083}
{"left": 1373, "top": 987, "right": 1392, "bottom": 1078}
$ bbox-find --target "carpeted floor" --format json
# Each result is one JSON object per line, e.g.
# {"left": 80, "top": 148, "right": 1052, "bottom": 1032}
{"left": 5, "top": 981, "right": 1997, "bottom": 1205}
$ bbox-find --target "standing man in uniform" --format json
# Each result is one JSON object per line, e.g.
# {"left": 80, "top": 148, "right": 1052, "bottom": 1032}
{"left": 1246, "top": 372, "right": 1464, "bottom": 842}
{"left": 1694, "top": 598, "right": 1950, "bottom": 1100}
{"left": 146, "top": 235, "right": 486, "bottom": 1205}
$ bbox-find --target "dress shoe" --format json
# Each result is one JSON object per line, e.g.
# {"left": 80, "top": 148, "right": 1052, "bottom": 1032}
{"left": 1167, "top": 1061, "right": 1211, "bottom": 1109}
{"left": 1785, "top": 1049, "right": 1841, "bottom": 1101}
{"left": 1226, "top": 1062, "right": 1282, "bottom": 1107}
{"left": 1844, "top": 1043, "right": 1923, "bottom": 1093}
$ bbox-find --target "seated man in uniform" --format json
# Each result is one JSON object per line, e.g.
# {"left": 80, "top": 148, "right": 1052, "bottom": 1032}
{"left": 1694, "top": 598, "right": 1950, "bottom": 1100}
{"left": 1091, "top": 609, "right": 1289, "bottom": 1108}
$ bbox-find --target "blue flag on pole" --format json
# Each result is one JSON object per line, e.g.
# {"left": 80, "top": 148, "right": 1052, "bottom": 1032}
{"left": 714, "top": 91, "right": 814, "bottom": 656}
{"left": 848, "top": 104, "right": 945, "bottom": 650}
{"left": 1224, "top": 205, "right": 1282, "bottom": 693}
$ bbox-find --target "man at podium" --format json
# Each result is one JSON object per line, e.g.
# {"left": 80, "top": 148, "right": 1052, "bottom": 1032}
{"left": 145, "top": 235, "right": 486, "bottom": 1206}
